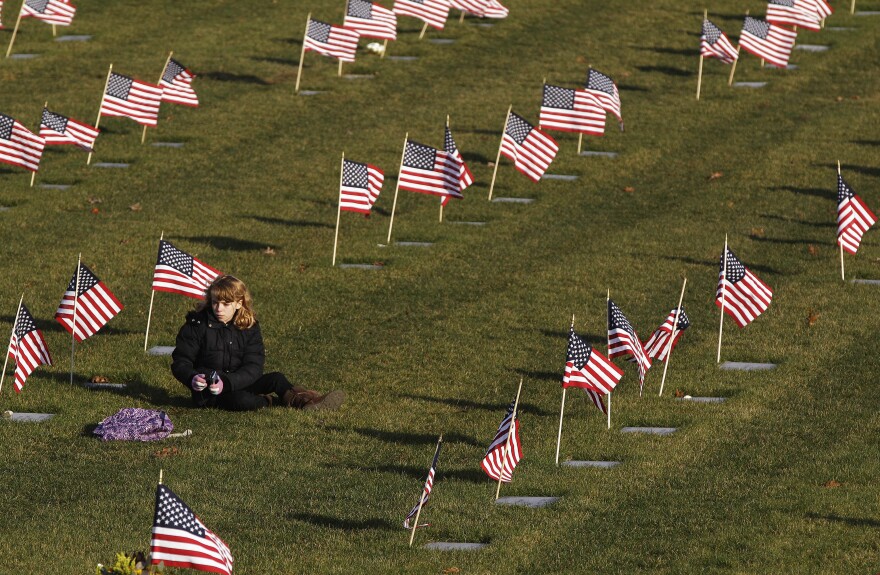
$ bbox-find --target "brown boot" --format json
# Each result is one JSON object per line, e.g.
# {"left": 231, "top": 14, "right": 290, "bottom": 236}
{"left": 258, "top": 394, "right": 274, "bottom": 408}
{"left": 282, "top": 387, "right": 345, "bottom": 410}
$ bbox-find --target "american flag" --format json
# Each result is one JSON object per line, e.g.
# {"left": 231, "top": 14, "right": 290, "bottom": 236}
{"left": 340, "top": 159, "right": 384, "bottom": 214}
{"left": 643, "top": 308, "right": 690, "bottom": 362}
{"left": 716, "top": 247, "right": 773, "bottom": 328}
{"left": 440, "top": 125, "right": 472, "bottom": 206}
{"left": 54, "top": 263, "right": 123, "bottom": 342}
{"left": 304, "top": 18, "right": 360, "bottom": 63}
{"left": 39, "top": 108, "right": 99, "bottom": 152}
{"left": 766, "top": 0, "right": 821, "bottom": 31}
{"left": 100, "top": 72, "right": 163, "bottom": 127}
{"left": 539, "top": 84, "right": 606, "bottom": 136}
{"left": 480, "top": 0, "right": 508, "bottom": 18}
{"left": 563, "top": 325, "right": 623, "bottom": 402}
{"left": 344, "top": 0, "right": 397, "bottom": 41}
{"left": 403, "top": 439, "right": 442, "bottom": 529}
{"left": 480, "top": 400, "right": 522, "bottom": 483}
{"left": 153, "top": 240, "right": 222, "bottom": 300}
{"left": 738, "top": 16, "right": 797, "bottom": 68}
{"left": 607, "top": 299, "right": 652, "bottom": 392}
{"left": 398, "top": 139, "right": 464, "bottom": 199}
{"left": 22, "top": 0, "right": 75, "bottom": 26}
{"left": 837, "top": 174, "right": 876, "bottom": 255}
{"left": 500, "top": 111, "right": 558, "bottom": 183}
{"left": 584, "top": 68, "right": 622, "bottom": 125}
{"left": 0, "top": 113, "right": 45, "bottom": 172}
{"left": 7, "top": 303, "right": 52, "bottom": 393}
{"left": 795, "top": 0, "right": 832, "bottom": 19}
{"left": 392, "top": 0, "right": 450, "bottom": 30}
{"left": 160, "top": 58, "right": 199, "bottom": 107}
{"left": 701, "top": 19, "right": 739, "bottom": 64}
{"left": 151, "top": 484, "right": 233, "bottom": 575}
{"left": 447, "top": 0, "right": 487, "bottom": 16}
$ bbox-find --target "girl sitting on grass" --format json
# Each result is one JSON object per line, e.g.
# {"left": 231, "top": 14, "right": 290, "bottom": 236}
{"left": 171, "top": 275, "right": 345, "bottom": 411}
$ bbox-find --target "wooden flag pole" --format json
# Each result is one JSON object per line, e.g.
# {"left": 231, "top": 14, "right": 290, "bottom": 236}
{"left": 440, "top": 116, "right": 449, "bottom": 223}
{"left": 408, "top": 434, "right": 443, "bottom": 547}
{"left": 658, "top": 278, "right": 687, "bottom": 397}
{"left": 555, "top": 314, "right": 575, "bottom": 466}
{"left": 5, "top": 0, "right": 27, "bottom": 58}
{"left": 839, "top": 157, "right": 846, "bottom": 281}
{"left": 159, "top": 468, "right": 164, "bottom": 485}
{"left": 851, "top": 0, "right": 856, "bottom": 15}
{"left": 88, "top": 65, "right": 114, "bottom": 165}
{"left": 0, "top": 294, "right": 25, "bottom": 396}
{"left": 577, "top": 133, "right": 583, "bottom": 155}
{"left": 144, "top": 232, "right": 164, "bottom": 351}
{"left": 381, "top": 39, "right": 388, "bottom": 58}
{"left": 495, "top": 377, "right": 523, "bottom": 501}
{"left": 727, "top": 46, "right": 741, "bottom": 86}
{"left": 460, "top": 10, "right": 466, "bottom": 23}
{"left": 295, "top": 13, "right": 311, "bottom": 94}
{"left": 143, "top": 52, "right": 173, "bottom": 144}
{"left": 338, "top": 59, "right": 343, "bottom": 77}
{"left": 333, "top": 154, "right": 345, "bottom": 266}
{"left": 487, "top": 105, "right": 511, "bottom": 201}
{"left": 386, "top": 134, "right": 408, "bottom": 245}
{"left": 606, "top": 289, "right": 612, "bottom": 430}
{"left": 419, "top": 22, "right": 429, "bottom": 39}
{"left": 70, "top": 253, "right": 82, "bottom": 385}
{"left": 30, "top": 101, "right": 48, "bottom": 187}
{"left": 716, "top": 235, "right": 728, "bottom": 363}
{"left": 696, "top": 55, "right": 705, "bottom": 100}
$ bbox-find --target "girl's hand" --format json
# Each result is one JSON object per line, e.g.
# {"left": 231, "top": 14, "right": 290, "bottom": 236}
{"left": 208, "top": 375, "right": 224, "bottom": 396}
{"left": 191, "top": 374, "right": 208, "bottom": 391}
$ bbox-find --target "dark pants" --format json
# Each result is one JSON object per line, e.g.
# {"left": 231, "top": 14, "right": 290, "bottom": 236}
{"left": 193, "top": 372, "right": 294, "bottom": 411}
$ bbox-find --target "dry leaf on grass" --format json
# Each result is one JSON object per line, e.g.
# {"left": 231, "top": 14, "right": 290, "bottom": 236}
{"left": 708, "top": 171, "right": 723, "bottom": 181}
{"left": 87, "top": 197, "right": 102, "bottom": 205}
{"left": 262, "top": 246, "right": 276, "bottom": 256}
{"left": 823, "top": 480, "right": 841, "bottom": 488}
{"left": 154, "top": 447, "right": 180, "bottom": 458}
{"left": 674, "top": 389, "right": 685, "bottom": 398}
{"left": 623, "top": 186, "right": 635, "bottom": 193}
{"left": 750, "top": 227, "right": 765, "bottom": 238}
{"left": 90, "top": 207, "right": 100, "bottom": 214}
{"left": 443, "top": 568, "right": 460, "bottom": 574}
{"left": 90, "top": 375, "right": 109, "bottom": 383}
{"left": 808, "top": 310, "right": 819, "bottom": 326}
{"left": 129, "top": 203, "right": 142, "bottom": 212}
{"left": 808, "top": 244, "right": 819, "bottom": 256}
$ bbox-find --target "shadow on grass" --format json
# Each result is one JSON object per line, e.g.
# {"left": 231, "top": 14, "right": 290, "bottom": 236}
{"left": 462, "top": 151, "right": 490, "bottom": 164}
{"left": 635, "top": 65, "right": 692, "bottom": 77}
{"left": 360, "top": 463, "right": 490, "bottom": 484}
{"left": 657, "top": 255, "right": 717, "bottom": 268}
{"left": 806, "top": 512, "right": 880, "bottom": 528}
{"left": 758, "top": 213, "right": 835, "bottom": 228}
{"left": 0, "top": 315, "right": 68, "bottom": 334}
{"left": 633, "top": 46, "right": 698, "bottom": 57}
{"left": 203, "top": 71, "right": 271, "bottom": 85}
{"left": 852, "top": 140, "right": 880, "bottom": 147}
{"left": 539, "top": 329, "right": 604, "bottom": 345}
{"left": 514, "top": 369, "right": 561, "bottom": 383}
{"left": 246, "top": 215, "right": 334, "bottom": 229}
{"left": 749, "top": 235, "right": 826, "bottom": 246}
{"left": 397, "top": 394, "right": 556, "bottom": 417}
{"left": 251, "top": 56, "right": 297, "bottom": 66}
{"left": 286, "top": 512, "right": 396, "bottom": 531}
{"left": 179, "top": 235, "right": 276, "bottom": 251}
{"left": 767, "top": 185, "right": 831, "bottom": 199}
{"left": 335, "top": 426, "right": 483, "bottom": 447}
{"left": 821, "top": 163, "right": 880, "bottom": 178}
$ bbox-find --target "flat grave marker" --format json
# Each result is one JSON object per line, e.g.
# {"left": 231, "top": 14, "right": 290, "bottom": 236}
{"left": 10, "top": 54, "right": 39, "bottom": 60}
{"left": 855, "top": 10, "right": 880, "bottom": 15}
{"left": 495, "top": 496, "right": 559, "bottom": 508}
{"left": 338, "top": 263, "right": 383, "bottom": 270}
{"left": 580, "top": 151, "right": 618, "bottom": 158}
{"left": 92, "top": 162, "right": 130, "bottom": 169}
{"left": 4, "top": 412, "right": 54, "bottom": 422}
{"left": 83, "top": 382, "right": 127, "bottom": 390}
{"left": 152, "top": 142, "right": 185, "bottom": 148}
{"left": 39, "top": 184, "right": 71, "bottom": 190}
{"left": 851, "top": 279, "right": 880, "bottom": 286}
{"left": 298, "top": 90, "right": 323, "bottom": 96}
{"left": 719, "top": 361, "right": 776, "bottom": 371}
{"left": 387, "top": 56, "right": 418, "bottom": 62}
{"left": 395, "top": 241, "right": 433, "bottom": 247}
{"left": 542, "top": 174, "right": 579, "bottom": 181}
{"left": 621, "top": 427, "right": 677, "bottom": 436}
{"left": 795, "top": 44, "right": 829, "bottom": 52}
{"left": 343, "top": 74, "right": 374, "bottom": 80}
{"left": 448, "top": 221, "right": 487, "bottom": 226}
{"left": 56, "top": 35, "right": 92, "bottom": 42}
{"left": 147, "top": 346, "right": 175, "bottom": 356}
{"left": 677, "top": 396, "right": 726, "bottom": 404}
{"left": 428, "top": 38, "right": 456, "bottom": 44}
{"left": 562, "top": 460, "right": 621, "bottom": 469}
{"left": 492, "top": 197, "right": 534, "bottom": 204}
{"left": 733, "top": 81, "right": 767, "bottom": 88}
{"left": 424, "top": 543, "right": 487, "bottom": 551}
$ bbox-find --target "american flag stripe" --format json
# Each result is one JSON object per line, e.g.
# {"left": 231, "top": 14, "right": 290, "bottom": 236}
{"left": 500, "top": 111, "right": 558, "bottom": 183}
{"left": 584, "top": 388, "right": 607, "bottom": 415}
{"left": 480, "top": 418, "right": 521, "bottom": 483}
{"left": 0, "top": 115, "right": 45, "bottom": 172}
{"left": 22, "top": 0, "right": 75, "bottom": 26}
{"left": 100, "top": 73, "right": 163, "bottom": 127}
{"left": 643, "top": 308, "right": 689, "bottom": 362}
{"left": 715, "top": 249, "right": 773, "bottom": 328}
{"left": 480, "top": 0, "right": 508, "bottom": 18}
{"left": 344, "top": 0, "right": 397, "bottom": 41}
{"left": 340, "top": 159, "right": 384, "bottom": 214}
{"left": 7, "top": 304, "right": 52, "bottom": 393}
{"left": 403, "top": 439, "right": 441, "bottom": 529}
{"left": 701, "top": 19, "right": 739, "bottom": 64}
{"left": 447, "top": 0, "right": 486, "bottom": 15}
{"left": 151, "top": 529, "right": 232, "bottom": 574}
{"left": 796, "top": 0, "right": 832, "bottom": 18}
{"left": 160, "top": 59, "right": 199, "bottom": 107}
{"left": 539, "top": 84, "right": 606, "bottom": 136}
{"left": 39, "top": 109, "right": 100, "bottom": 151}
{"left": 399, "top": 140, "right": 464, "bottom": 198}
{"left": 584, "top": 68, "right": 622, "bottom": 123}
{"left": 392, "top": 0, "right": 450, "bottom": 29}
{"left": 562, "top": 326, "right": 623, "bottom": 395}
{"left": 55, "top": 264, "right": 123, "bottom": 342}
{"left": 304, "top": 18, "right": 360, "bottom": 63}
{"left": 607, "top": 301, "right": 652, "bottom": 379}
{"left": 440, "top": 126, "right": 472, "bottom": 206}
{"left": 837, "top": 175, "right": 876, "bottom": 255}
{"left": 739, "top": 17, "right": 797, "bottom": 68}
{"left": 152, "top": 240, "right": 221, "bottom": 300}
{"left": 766, "top": 0, "right": 821, "bottom": 31}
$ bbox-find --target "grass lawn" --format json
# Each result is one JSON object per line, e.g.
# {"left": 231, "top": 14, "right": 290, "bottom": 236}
{"left": 1, "top": 0, "right": 879, "bottom": 573}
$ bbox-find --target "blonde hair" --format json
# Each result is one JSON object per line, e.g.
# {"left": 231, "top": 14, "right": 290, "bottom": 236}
{"left": 197, "top": 275, "right": 256, "bottom": 329}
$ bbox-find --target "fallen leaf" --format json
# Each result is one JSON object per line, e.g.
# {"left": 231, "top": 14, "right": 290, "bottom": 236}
{"left": 835, "top": 96, "right": 844, "bottom": 102}
{"left": 808, "top": 309, "right": 819, "bottom": 326}
{"left": 129, "top": 203, "right": 142, "bottom": 212}
{"left": 576, "top": 55, "right": 586, "bottom": 64}
{"left": 708, "top": 171, "right": 723, "bottom": 181}
{"left": 487, "top": 161, "right": 495, "bottom": 167}
{"left": 154, "top": 446, "right": 180, "bottom": 458}
{"left": 674, "top": 389, "right": 685, "bottom": 398}
{"left": 90, "top": 375, "right": 109, "bottom": 383}
{"left": 726, "top": 201, "right": 734, "bottom": 208}
{"left": 262, "top": 246, "right": 276, "bottom": 256}
{"left": 808, "top": 244, "right": 819, "bottom": 256}
{"left": 623, "top": 186, "right": 635, "bottom": 193}
{"left": 87, "top": 197, "right": 102, "bottom": 205}
{"left": 443, "top": 569, "right": 460, "bottom": 574}
{"left": 90, "top": 207, "right": 100, "bottom": 214}
{"left": 372, "top": 261, "right": 386, "bottom": 267}
{"left": 750, "top": 227, "right": 765, "bottom": 238}
{"left": 823, "top": 480, "right": 841, "bottom": 488}
{"left": 299, "top": 263, "right": 307, "bottom": 272}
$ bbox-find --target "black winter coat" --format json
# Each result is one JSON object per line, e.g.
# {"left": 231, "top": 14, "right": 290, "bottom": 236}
{"left": 171, "top": 309, "right": 266, "bottom": 401}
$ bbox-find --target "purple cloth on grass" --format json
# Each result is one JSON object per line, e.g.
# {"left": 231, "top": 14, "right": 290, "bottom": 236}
{"left": 93, "top": 408, "right": 174, "bottom": 441}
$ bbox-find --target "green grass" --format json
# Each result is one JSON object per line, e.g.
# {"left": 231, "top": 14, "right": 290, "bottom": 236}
{"left": 1, "top": 0, "right": 879, "bottom": 573}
